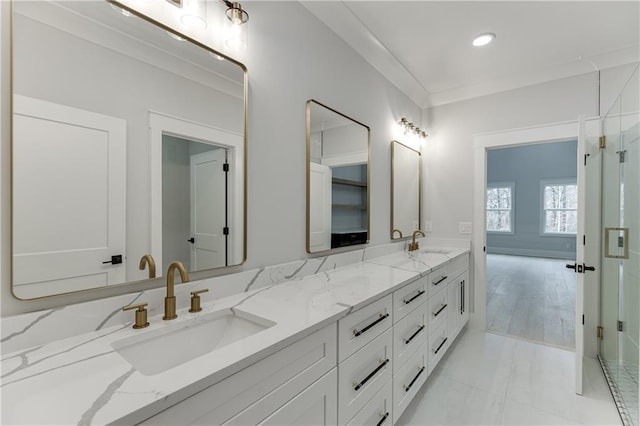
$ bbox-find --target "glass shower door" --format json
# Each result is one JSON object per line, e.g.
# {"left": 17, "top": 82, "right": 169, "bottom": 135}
{"left": 600, "top": 65, "right": 639, "bottom": 426}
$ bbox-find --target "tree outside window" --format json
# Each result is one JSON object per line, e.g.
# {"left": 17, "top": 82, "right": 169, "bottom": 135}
{"left": 542, "top": 181, "right": 577, "bottom": 234}
{"left": 486, "top": 185, "right": 513, "bottom": 233}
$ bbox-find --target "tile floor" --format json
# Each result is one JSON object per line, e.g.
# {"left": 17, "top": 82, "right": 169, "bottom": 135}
{"left": 397, "top": 329, "right": 622, "bottom": 425}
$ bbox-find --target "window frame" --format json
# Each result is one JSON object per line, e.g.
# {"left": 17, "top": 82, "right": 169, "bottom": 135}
{"left": 540, "top": 178, "right": 577, "bottom": 236}
{"left": 486, "top": 182, "right": 515, "bottom": 235}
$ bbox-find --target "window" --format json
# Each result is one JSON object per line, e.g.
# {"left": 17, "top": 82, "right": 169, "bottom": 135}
{"left": 542, "top": 180, "right": 577, "bottom": 234}
{"left": 486, "top": 184, "right": 513, "bottom": 233}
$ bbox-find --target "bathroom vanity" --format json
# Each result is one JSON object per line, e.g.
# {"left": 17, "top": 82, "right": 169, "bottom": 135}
{"left": 1, "top": 243, "right": 470, "bottom": 425}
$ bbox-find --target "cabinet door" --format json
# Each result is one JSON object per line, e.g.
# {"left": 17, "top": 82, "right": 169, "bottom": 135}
{"left": 459, "top": 271, "right": 470, "bottom": 328}
{"left": 254, "top": 369, "right": 337, "bottom": 426}
{"left": 447, "top": 280, "right": 460, "bottom": 340}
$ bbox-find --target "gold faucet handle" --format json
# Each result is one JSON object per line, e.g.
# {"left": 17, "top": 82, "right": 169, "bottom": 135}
{"left": 122, "top": 303, "right": 150, "bottom": 329}
{"left": 189, "top": 289, "right": 209, "bottom": 313}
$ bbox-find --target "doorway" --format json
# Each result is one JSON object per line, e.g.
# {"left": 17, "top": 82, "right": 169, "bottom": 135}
{"left": 485, "top": 141, "right": 578, "bottom": 349}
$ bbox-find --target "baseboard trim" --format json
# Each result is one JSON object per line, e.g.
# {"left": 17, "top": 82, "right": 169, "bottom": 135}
{"left": 487, "top": 247, "right": 575, "bottom": 260}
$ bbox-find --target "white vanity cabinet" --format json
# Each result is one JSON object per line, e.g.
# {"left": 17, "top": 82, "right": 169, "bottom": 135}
{"left": 337, "top": 295, "right": 393, "bottom": 425}
{"left": 141, "top": 323, "right": 337, "bottom": 425}
{"left": 141, "top": 253, "right": 470, "bottom": 426}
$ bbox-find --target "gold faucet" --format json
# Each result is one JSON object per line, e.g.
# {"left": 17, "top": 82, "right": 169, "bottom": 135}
{"left": 163, "top": 261, "right": 190, "bottom": 320}
{"left": 138, "top": 254, "right": 156, "bottom": 279}
{"left": 392, "top": 229, "right": 403, "bottom": 238}
{"left": 408, "top": 230, "right": 425, "bottom": 252}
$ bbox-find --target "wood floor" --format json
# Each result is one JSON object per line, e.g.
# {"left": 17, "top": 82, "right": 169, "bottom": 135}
{"left": 486, "top": 254, "right": 576, "bottom": 349}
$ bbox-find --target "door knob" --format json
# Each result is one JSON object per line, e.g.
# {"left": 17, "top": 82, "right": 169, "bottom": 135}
{"left": 187, "top": 237, "right": 195, "bottom": 244}
{"left": 103, "top": 255, "right": 123, "bottom": 265}
{"left": 565, "top": 263, "right": 577, "bottom": 271}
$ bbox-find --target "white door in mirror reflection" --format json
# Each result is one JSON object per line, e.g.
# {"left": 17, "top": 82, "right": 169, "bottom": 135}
{"left": 309, "top": 162, "right": 332, "bottom": 252}
{"left": 12, "top": 95, "right": 126, "bottom": 298}
{"left": 191, "top": 149, "right": 227, "bottom": 269}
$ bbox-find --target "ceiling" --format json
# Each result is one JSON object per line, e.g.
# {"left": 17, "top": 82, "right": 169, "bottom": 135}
{"left": 302, "top": 1, "right": 640, "bottom": 108}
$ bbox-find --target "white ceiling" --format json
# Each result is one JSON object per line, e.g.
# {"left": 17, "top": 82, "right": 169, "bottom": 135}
{"left": 302, "top": 1, "right": 640, "bottom": 107}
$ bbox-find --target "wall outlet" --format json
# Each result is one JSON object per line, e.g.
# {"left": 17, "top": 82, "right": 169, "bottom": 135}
{"left": 424, "top": 220, "right": 432, "bottom": 232}
{"left": 459, "top": 222, "right": 472, "bottom": 234}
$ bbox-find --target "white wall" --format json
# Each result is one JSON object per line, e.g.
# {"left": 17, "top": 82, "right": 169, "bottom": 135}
{"left": 0, "top": 2, "right": 421, "bottom": 315}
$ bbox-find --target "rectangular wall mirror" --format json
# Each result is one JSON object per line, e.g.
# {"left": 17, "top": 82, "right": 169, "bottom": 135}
{"left": 391, "top": 140, "right": 421, "bottom": 239}
{"left": 306, "top": 100, "right": 370, "bottom": 253}
{"left": 11, "top": 0, "right": 247, "bottom": 299}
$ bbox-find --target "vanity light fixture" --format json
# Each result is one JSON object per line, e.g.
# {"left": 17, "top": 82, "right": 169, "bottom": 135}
{"left": 222, "top": 1, "right": 249, "bottom": 50}
{"left": 472, "top": 33, "right": 495, "bottom": 47}
{"left": 181, "top": 0, "right": 208, "bottom": 29}
{"left": 398, "top": 117, "right": 428, "bottom": 140}
{"left": 223, "top": 1, "right": 249, "bottom": 25}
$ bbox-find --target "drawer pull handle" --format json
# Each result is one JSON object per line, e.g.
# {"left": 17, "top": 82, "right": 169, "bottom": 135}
{"left": 404, "top": 325, "right": 425, "bottom": 345}
{"left": 376, "top": 412, "right": 390, "bottom": 426}
{"left": 434, "top": 337, "right": 448, "bottom": 355}
{"left": 353, "top": 313, "right": 389, "bottom": 337}
{"left": 353, "top": 358, "right": 389, "bottom": 391}
{"left": 403, "top": 366, "right": 425, "bottom": 392}
{"left": 403, "top": 290, "right": 426, "bottom": 305}
{"left": 433, "top": 303, "right": 448, "bottom": 317}
{"left": 432, "top": 275, "right": 448, "bottom": 285}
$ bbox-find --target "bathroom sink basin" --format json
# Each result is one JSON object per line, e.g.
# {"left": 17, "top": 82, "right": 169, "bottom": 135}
{"left": 420, "top": 248, "right": 453, "bottom": 254}
{"left": 111, "top": 309, "right": 275, "bottom": 375}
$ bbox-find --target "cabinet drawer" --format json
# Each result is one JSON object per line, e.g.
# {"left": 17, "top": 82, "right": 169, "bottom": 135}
{"left": 250, "top": 369, "right": 337, "bottom": 426}
{"left": 428, "top": 287, "right": 448, "bottom": 336}
{"left": 428, "top": 265, "right": 450, "bottom": 295}
{"left": 393, "top": 302, "right": 428, "bottom": 373}
{"left": 393, "top": 276, "right": 428, "bottom": 322}
{"left": 141, "top": 324, "right": 337, "bottom": 425}
{"left": 346, "top": 379, "right": 392, "bottom": 426}
{"left": 338, "top": 328, "right": 393, "bottom": 424}
{"left": 338, "top": 295, "right": 392, "bottom": 362}
{"left": 428, "top": 323, "right": 449, "bottom": 375}
{"left": 392, "top": 339, "right": 428, "bottom": 424}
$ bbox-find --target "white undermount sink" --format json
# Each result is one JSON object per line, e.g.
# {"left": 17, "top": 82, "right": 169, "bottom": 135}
{"left": 420, "top": 248, "right": 453, "bottom": 254}
{"left": 111, "top": 309, "right": 275, "bottom": 375}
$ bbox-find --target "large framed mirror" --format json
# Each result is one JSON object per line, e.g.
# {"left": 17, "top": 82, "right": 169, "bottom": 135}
{"left": 391, "top": 140, "right": 421, "bottom": 239}
{"left": 11, "top": 0, "right": 246, "bottom": 299}
{"left": 306, "top": 100, "right": 370, "bottom": 253}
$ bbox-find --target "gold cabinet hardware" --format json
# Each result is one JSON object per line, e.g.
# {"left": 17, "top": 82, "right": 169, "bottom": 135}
{"left": 163, "top": 261, "right": 190, "bottom": 320}
{"left": 122, "top": 303, "right": 150, "bottom": 329}
{"left": 189, "top": 289, "right": 209, "bottom": 313}
{"left": 408, "top": 229, "right": 425, "bottom": 252}
{"left": 139, "top": 254, "right": 156, "bottom": 279}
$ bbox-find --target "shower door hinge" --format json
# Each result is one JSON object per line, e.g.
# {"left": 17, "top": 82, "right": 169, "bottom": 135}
{"left": 618, "top": 320, "right": 624, "bottom": 332}
{"left": 597, "top": 326, "right": 604, "bottom": 339}
{"left": 599, "top": 135, "right": 606, "bottom": 149}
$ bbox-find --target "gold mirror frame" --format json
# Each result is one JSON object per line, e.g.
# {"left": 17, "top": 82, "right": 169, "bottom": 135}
{"left": 306, "top": 99, "right": 370, "bottom": 254}
{"left": 390, "top": 140, "right": 421, "bottom": 240}
{"left": 10, "top": 0, "right": 248, "bottom": 300}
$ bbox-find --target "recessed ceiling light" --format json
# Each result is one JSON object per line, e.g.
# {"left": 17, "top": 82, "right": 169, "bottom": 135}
{"left": 473, "top": 33, "right": 495, "bottom": 47}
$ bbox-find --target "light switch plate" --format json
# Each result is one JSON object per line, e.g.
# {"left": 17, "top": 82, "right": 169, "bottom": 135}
{"left": 459, "top": 222, "right": 472, "bottom": 234}
{"left": 424, "top": 220, "right": 432, "bottom": 232}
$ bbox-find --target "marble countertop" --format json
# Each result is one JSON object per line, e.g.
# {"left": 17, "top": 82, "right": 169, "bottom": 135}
{"left": 1, "top": 247, "right": 468, "bottom": 425}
